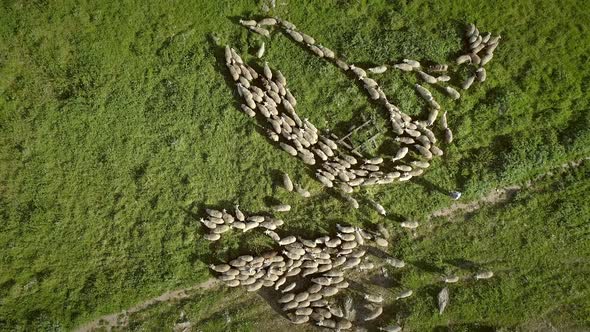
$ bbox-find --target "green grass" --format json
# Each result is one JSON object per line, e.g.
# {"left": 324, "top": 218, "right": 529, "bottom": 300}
{"left": 0, "top": 0, "right": 589, "bottom": 330}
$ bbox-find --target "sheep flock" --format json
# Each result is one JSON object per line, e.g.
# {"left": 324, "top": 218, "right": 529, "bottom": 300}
{"left": 202, "top": 17, "right": 500, "bottom": 331}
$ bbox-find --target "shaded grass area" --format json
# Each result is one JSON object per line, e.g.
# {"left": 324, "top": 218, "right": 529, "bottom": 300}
{"left": 0, "top": 0, "right": 588, "bottom": 330}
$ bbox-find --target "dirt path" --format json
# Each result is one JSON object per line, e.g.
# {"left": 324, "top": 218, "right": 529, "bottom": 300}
{"left": 75, "top": 278, "right": 220, "bottom": 332}
{"left": 75, "top": 156, "right": 588, "bottom": 331}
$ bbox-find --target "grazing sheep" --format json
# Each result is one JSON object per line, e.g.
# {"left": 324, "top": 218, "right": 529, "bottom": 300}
{"left": 243, "top": 221, "right": 260, "bottom": 232}
{"left": 379, "top": 325, "right": 402, "bottom": 332}
{"left": 444, "top": 275, "right": 460, "bottom": 283}
{"left": 206, "top": 209, "right": 223, "bottom": 218}
{"left": 437, "top": 75, "right": 451, "bottom": 82}
{"left": 350, "top": 65, "right": 367, "bottom": 78}
{"left": 286, "top": 29, "right": 304, "bottom": 42}
{"left": 403, "top": 59, "right": 421, "bottom": 68}
{"left": 476, "top": 67, "right": 487, "bottom": 82}
{"left": 400, "top": 220, "right": 419, "bottom": 229}
{"left": 280, "top": 142, "right": 298, "bottom": 156}
{"left": 427, "top": 108, "right": 439, "bottom": 126}
{"left": 465, "top": 23, "right": 476, "bottom": 37}
{"left": 444, "top": 128, "right": 453, "bottom": 143}
{"left": 283, "top": 282, "right": 297, "bottom": 293}
{"left": 461, "top": 75, "right": 475, "bottom": 90}
{"left": 480, "top": 52, "right": 493, "bottom": 66}
{"left": 396, "top": 289, "right": 413, "bottom": 300}
{"left": 278, "top": 235, "right": 297, "bottom": 246}
{"left": 282, "top": 173, "right": 294, "bottom": 192}
{"left": 394, "top": 63, "right": 414, "bottom": 71}
{"left": 475, "top": 271, "right": 494, "bottom": 279}
{"left": 469, "top": 52, "right": 481, "bottom": 65}
{"left": 445, "top": 86, "right": 461, "bottom": 100}
{"left": 438, "top": 287, "right": 449, "bottom": 314}
{"left": 232, "top": 221, "right": 246, "bottom": 230}
{"left": 415, "top": 84, "right": 433, "bottom": 100}
{"left": 431, "top": 145, "right": 443, "bottom": 156}
{"left": 386, "top": 257, "right": 405, "bottom": 268}
{"left": 263, "top": 62, "right": 273, "bottom": 80}
{"left": 429, "top": 64, "right": 448, "bottom": 72}
{"left": 364, "top": 294, "right": 384, "bottom": 303}
{"left": 257, "top": 42, "right": 266, "bottom": 58}
{"left": 368, "top": 65, "right": 388, "bottom": 74}
{"left": 289, "top": 314, "right": 310, "bottom": 324}
{"left": 308, "top": 44, "right": 324, "bottom": 57}
{"left": 417, "top": 70, "right": 438, "bottom": 84}
{"left": 224, "top": 45, "right": 233, "bottom": 64}
{"left": 364, "top": 306, "right": 383, "bottom": 321}
{"left": 317, "top": 45, "right": 335, "bottom": 58}
{"left": 456, "top": 54, "right": 471, "bottom": 65}
{"left": 392, "top": 147, "right": 409, "bottom": 161}
{"left": 374, "top": 237, "right": 388, "bottom": 247}
{"left": 249, "top": 26, "right": 271, "bottom": 38}
{"left": 258, "top": 17, "right": 277, "bottom": 26}
{"left": 239, "top": 19, "right": 257, "bottom": 27}
{"left": 335, "top": 59, "right": 350, "bottom": 71}
{"left": 210, "top": 263, "right": 231, "bottom": 273}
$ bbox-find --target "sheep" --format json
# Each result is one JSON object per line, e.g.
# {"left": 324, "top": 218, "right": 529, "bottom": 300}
{"left": 339, "top": 182, "right": 354, "bottom": 194}
{"left": 378, "top": 325, "right": 402, "bottom": 332}
{"left": 335, "top": 58, "right": 350, "bottom": 71}
{"left": 257, "top": 17, "right": 277, "bottom": 26}
{"left": 280, "top": 142, "right": 298, "bottom": 156}
{"left": 295, "top": 307, "right": 313, "bottom": 316}
{"left": 391, "top": 147, "right": 410, "bottom": 162}
{"left": 293, "top": 31, "right": 314, "bottom": 45}
{"left": 456, "top": 54, "right": 471, "bottom": 65}
{"left": 417, "top": 70, "right": 438, "bottom": 84}
{"left": 224, "top": 45, "right": 233, "bottom": 64}
{"left": 263, "top": 62, "right": 272, "bottom": 80}
{"left": 321, "top": 286, "right": 339, "bottom": 297}
{"left": 469, "top": 52, "right": 481, "bottom": 66}
{"left": 374, "top": 237, "right": 388, "bottom": 247}
{"left": 441, "top": 275, "right": 460, "bottom": 284}
{"left": 210, "top": 264, "right": 231, "bottom": 273}
{"left": 212, "top": 224, "right": 231, "bottom": 234}
{"left": 368, "top": 65, "right": 388, "bottom": 74}
{"left": 364, "top": 294, "right": 384, "bottom": 303}
{"left": 437, "top": 75, "right": 451, "bottom": 82}
{"left": 316, "top": 172, "right": 334, "bottom": 187}
{"left": 465, "top": 23, "right": 476, "bottom": 37}
{"left": 249, "top": 26, "right": 271, "bottom": 38}
{"left": 476, "top": 67, "right": 487, "bottom": 82}
{"left": 415, "top": 84, "right": 433, "bottom": 100}
{"left": 206, "top": 209, "right": 223, "bottom": 218}
{"left": 317, "top": 45, "right": 335, "bottom": 58}
{"left": 400, "top": 221, "right": 419, "bottom": 229}
{"left": 341, "top": 241, "right": 358, "bottom": 250}
{"left": 286, "top": 29, "right": 304, "bottom": 42}
{"left": 228, "top": 65, "right": 240, "bottom": 80}
{"left": 366, "top": 85, "right": 380, "bottom": 100}
{"left": 336, "top": 224, "right": 355, "bottom": 233}
{"left": 282, "top": 300, "right": 299, "bottom": 311}
{"left": 317, "top": 319, "right": 336, "bottom": 328}
{"left": 475, "top": 271, "right": 494, "bottom": 280}
{"left": 342, "top": 257, "right": 361, "bottom": 270}
{"left": 256, "top": 42, "right": 266, "bottom": 59}
{"left": 480, "top": 52, "right": 493, "bottom": 66}
{"left": 396, "top": 289, "right": 413, "bottom": 300}
{"left": 350, "top": 64, "right": 367, "bottom": 78}
{"left": 243, "top": 221, "right": 260, "bottom": 232}
{"left": 364, "top": 306, "right": 383, "bottom": 321}
{"left": 336, "top": 319, "right": 353, "bottom": 330}
{"left": 429, "top": 64, "right": 448, "bottom": 72}
{"left": 394, "top": 63, "right": 414, "bottom": 71}
{"left": 386, "top": 257, "right": 405, "bottom": 268}
{"left": 403, "top": 59, "right": 421, "bottom": 68}
{"left": 445, "top": 86, "right": 461, "bottom": 100}
{"left": 225, "top": 279, "right": 240, "bottom": 287}
{"left": 278, "top": 293, "right": 296, "bottom": 304}
{"left": 282, "top": 282, "right": 297, "bottom": 293}
{"left": 278, "top": 235, "right": 297, "bottom": 246}
{"left": 199, "top": 218, "right": 218, "bottom": 229}
{"left": 239, "top": 19, "right": 257, "bottom": 27}
{"left": 289, "top": 314, "right": 310, "bottom": 324}
{"left": 461, "top": 75, "right": 476, "bottom": 90}
{"left": 431, "top": 145, "right": 443, "bottom": 156}
{"left": 427, "top": 108, "right": 439, "bottom": 126}
{"left": 232, "top": 221, "right": 246, "bottom": 230}
{"left": 398, "top": 173, "right": 413, "bottom": 181}
{"left": 438, "top": 287, "right": 449, "bottom": 314}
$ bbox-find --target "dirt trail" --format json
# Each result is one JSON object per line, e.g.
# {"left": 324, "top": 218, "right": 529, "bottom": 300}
{"left": 75, "top": 279, "right": 220, "bottom": 332}
{"left": 75, "top": 157, "right": 588, "bottom": 331}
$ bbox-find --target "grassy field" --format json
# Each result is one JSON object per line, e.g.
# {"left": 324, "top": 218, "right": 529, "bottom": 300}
{"left": 0, "top": 0, "right": 589, "bottom": 331}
